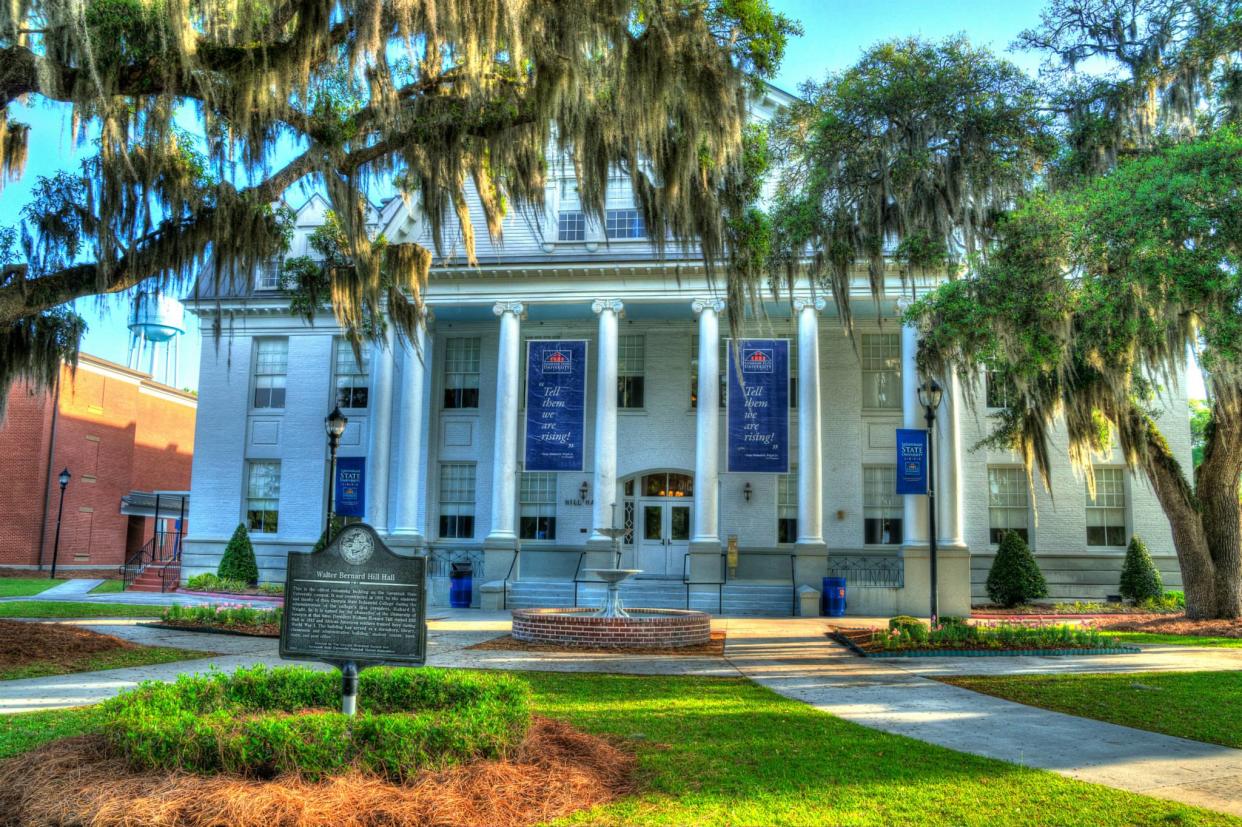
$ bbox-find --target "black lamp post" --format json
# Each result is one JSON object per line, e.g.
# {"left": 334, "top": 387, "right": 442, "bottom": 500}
{"left": 918, "top": 379, "right": 944, "bottom": 625}
{"left": 49, "top": 467, "right": 71, "bottom": 579}
{"left": 324, "top": 405, "right": 348, "bottom": 542}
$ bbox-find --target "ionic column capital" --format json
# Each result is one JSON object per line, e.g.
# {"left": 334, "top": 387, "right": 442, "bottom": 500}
{"left": 493, "top": 301, "right": 525, "bottom": 317}
{"left": 793, "top": 296, "right": 828, "bottom": 314}
{"left": 691, "top": 297, "right": 726, "bottom": 316}
{"left": 591, "top": 298, "right": 624, "bottom": 316}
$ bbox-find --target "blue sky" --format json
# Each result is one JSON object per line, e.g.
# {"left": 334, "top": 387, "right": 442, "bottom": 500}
{"left": 1, "top": 1, "right": 1058, "bottom": 392}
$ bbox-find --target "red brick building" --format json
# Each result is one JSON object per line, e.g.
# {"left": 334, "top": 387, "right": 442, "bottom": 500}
{"left": 0, "top": 354, "right": 196, "bottom": 571}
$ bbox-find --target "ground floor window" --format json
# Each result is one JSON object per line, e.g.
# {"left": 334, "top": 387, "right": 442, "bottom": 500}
{"left": 520, "top": 472, "right": 557, "bottom": 540}
{"left": 863, "top": 465, "right": 903, "bottom": 544}
{"left": 438, "top": 463, "right": 476, "bottom": 539}
{"left": 777, "top": 471, "right": 798, "bottom": 544}
{"left": 1086, "top": 467, "right": 1127, "bottom": 547}
{"left": 988, "top": 467, "right": 1030, "bottom": 544}
{"left": 245, "top": 460, "right": 280, "bottom": 534}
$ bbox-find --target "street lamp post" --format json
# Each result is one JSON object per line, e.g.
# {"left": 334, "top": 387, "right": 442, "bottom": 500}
{"left": 49, "top": 468, "right": 71, "bottom": 579}
{"left": 324, "top": 405, "right": 348, "bottom": 543}
{"left": 918, "top": 379, "right": 943, "bottom": 626}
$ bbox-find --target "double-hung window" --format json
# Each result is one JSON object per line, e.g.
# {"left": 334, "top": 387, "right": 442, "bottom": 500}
{"left": 863, "top": 465, "right": 903, "bottom": 544}
{"left": 443, "top": 337, "right": 481, "bottom": 409}
{"left": 986, "top": 370, "right": 1015, "bottom": 409}
{"left": 617, "top": 334, "right": 645, "bottom": 408}
{"left": 438, "top": 463, "right": 476, "bottom": 539}
{"left": 777, "top": 471, "right": 798, "bottom": 544}
{"left": 245, "top": 461, "right": 281, "bottom": 534}
{"left": 333, "top": 338, "right": 371, "bottom": 410}
{"left": 558, "top": 210, "right": 585, "bottom": 241}
{"left": 861, "top": 334, "right": 901, "bottom": 411}
{"left": 252, "top": 338, "right": 288, "bottom": 409}
{"left": 519, "top": 472, "right": 557, "bottom": 540}
{"left": 1086, "top": 468, "right": 1127, "bottom": 547}
{"left": 988, "top": 467, "right": 1030, "bottom": 544}
{"left": 605, "top": 208, "right": 645, "bottom": 239}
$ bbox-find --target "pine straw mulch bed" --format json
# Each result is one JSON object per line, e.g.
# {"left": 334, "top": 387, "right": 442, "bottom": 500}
{"left": 151, "top": 620, "right": 280, "bottom": 638}
{"left": 0, "top": 619, "right": 144, "bottom": 669}
{"left": 0, "top": 716, "right": 634, "bottom": 827}
{"left": 469, "top": 629, "right": 726, "bottom": 656}
{"left": 1096, "top": 614, "right": 1242, "bottom": 638}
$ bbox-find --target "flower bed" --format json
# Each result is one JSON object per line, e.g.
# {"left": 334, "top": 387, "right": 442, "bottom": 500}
{"left": 972, "top": 592, "right": 1186, "bottom": 618}
{"left": 181, "top": 573, "right": 284, "bottom": 598}
{"left": 155, "top": 604, "right": 283, "bottom": 637}
{"left": 833, "top": 616, "right": 1139, "bottom": 657}
{"left": 101, "top": 665, "right": 531, "bottom": 780}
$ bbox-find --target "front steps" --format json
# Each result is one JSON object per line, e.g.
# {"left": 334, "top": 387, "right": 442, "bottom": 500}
{"left": 504, "top": 579, "right": 797, "bottom": 617}
{"left": 127, "top": 562, "right": 180, "bottom": 593}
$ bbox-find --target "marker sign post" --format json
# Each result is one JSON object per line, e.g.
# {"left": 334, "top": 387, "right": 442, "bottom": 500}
{"left": 280, "top": 523, "right": 427, "bottom": 714}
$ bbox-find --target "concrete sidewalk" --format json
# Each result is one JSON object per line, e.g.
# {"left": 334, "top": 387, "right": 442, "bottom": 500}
{"left": 0, "top": 578, "right": 281, "bottom": 608}
{"left": 721, "top": 617, "right": 1242, "bottom": 818}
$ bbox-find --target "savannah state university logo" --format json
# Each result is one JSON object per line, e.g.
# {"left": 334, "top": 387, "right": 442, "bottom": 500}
{"left": 741, "top": 348, "right": 775, "bottom": 374}
{"left": 542, "top": 349, "right": 573, "bottom": 374}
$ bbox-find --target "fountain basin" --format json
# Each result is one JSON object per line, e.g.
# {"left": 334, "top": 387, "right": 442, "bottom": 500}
{"left": 511, "top": 608, "right": 711, "bottom": 649}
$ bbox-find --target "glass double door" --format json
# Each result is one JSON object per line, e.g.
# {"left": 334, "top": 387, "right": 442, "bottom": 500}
{"left": 637, "top": 500, "right": 692, "bottom": 577}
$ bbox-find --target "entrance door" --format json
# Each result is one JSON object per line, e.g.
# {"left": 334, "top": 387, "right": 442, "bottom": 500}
{"left": 636, "top": 500, "right": 693, "bottom": 577}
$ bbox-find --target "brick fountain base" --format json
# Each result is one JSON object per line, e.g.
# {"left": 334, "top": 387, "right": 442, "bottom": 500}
{"left": 511, "top": 607, "right": 712, "bottom": 649}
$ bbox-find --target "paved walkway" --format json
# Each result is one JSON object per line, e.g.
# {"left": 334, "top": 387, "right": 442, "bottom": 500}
{"left": 3, "top": 611, "right": 1241, "bottom": 817}
{"left": 36, "top": 579, "right": 105, "bottom": 598}
{"left": 0, "top": 578, "right": 281, "bottom": 608}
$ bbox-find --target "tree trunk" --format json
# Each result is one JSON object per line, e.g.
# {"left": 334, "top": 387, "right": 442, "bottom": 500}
{"left": 1194, "top": 384, "right": 1242, "bottom": 619}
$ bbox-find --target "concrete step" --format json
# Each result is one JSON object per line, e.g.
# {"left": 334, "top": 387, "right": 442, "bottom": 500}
{"left": 506, "top": 580, "right": 798, "bottom": 615}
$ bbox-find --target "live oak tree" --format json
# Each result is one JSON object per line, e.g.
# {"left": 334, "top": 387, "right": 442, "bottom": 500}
{"left": 0, "top": 0, "right": 796, "bottom": 411}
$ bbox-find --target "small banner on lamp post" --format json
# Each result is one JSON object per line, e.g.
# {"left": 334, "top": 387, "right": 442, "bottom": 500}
{"left": 895, "top": 428, "right": 928, "bottom": 495}
{"left": 334, "top": 457, "right": 366, "bottom": 517}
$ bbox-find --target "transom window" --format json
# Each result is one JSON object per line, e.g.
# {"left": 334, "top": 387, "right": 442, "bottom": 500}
{"left": 861, "top": 333, "right": 901, "bottom": 410}
{"left": 617, "top": 334, "right": 645, "bottom": 409}
{"left": 438, "top": 463, "right": 476, "bottom": 539}
{"left": 641, "top": 473, "right": 693, "bottom": 498}
{"left": 333, "top": 338, "right": 371, "bottom": 409}
{"left": 863, "top": 465, "right": 903, "bottom": 545}
{"left": 519, "top": 472, "right": 557, "bottom": 540}
{"left": 557, "top": 210, "right": 585, "bottom": 242}
{"left": 605, "top": 208, "right": 645, "bottom": 239}
{"left": 988, "top": 467, "right": 1030, "bottom": 544}
{"left": 252, "top": 338, "right": 288, "bottom": 409}
{"left": 1086, "top": 468, "right": 1127, "bottom": 547}
{"left": 245, "top": 461, "right": 280, "bottom": 534}
{"left": 777, "top": 471, "right": 798, "bottom": 544}
{"left": 443, "top": 337, "right": 481, "bottom": 409}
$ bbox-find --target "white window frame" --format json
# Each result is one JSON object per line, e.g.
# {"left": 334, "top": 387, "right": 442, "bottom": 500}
{"left": 333, "top": 338, "right": 371, "bottom": 410}
{"left": 443, "top": 337, "right": 482, "bottom": 409}
{"left": 861, "top": 333, "right": 902, "bottom": 411}
{"left": 617, "top": 333, "right": 645, "bottom": 409}
{"left": 251, "top": 338, "right": 288, "bottom": 410}
{"left": 1086, "top": 467, "right": 1128, "bottom": 547}
{"left": 255, "top": 258, "right": 282, "bottom": 291}
{"left": 605, "top": 208, "right": 646, "bottom": 240}
{"left": 557, "top": 210, "right": 585, "bottom": 242}
{"left": 245, "top": 460, "right": 281, "bottom": 534}
{"left": 987, "top": 466, "right": 1031, "bottom": 546}
{"left": 519, "top": 472, "right": 558, "bottom": 541}
{"left": 862, "top": 465, "right": 903, "bottom": 545}
{"left": 438, "top": 463, "right": 477, "bottom": 539}
{"left": 777, "top": 470, "right": 798, "bottom": 544}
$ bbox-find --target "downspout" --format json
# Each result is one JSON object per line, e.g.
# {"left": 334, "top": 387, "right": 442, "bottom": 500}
{"left": 36, "top": 370, "right": 63, "bottom": 571}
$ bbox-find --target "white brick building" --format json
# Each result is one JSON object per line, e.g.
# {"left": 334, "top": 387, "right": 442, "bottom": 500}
{"left": 184, "top": 89, "right": 1193, "bottom": 616}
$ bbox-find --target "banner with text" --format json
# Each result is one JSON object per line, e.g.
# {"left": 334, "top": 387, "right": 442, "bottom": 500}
{"left": 334, "top": 456, "right": 366, "bottom": 517}
{"left": 525, "top": 339, "right": 588, "bottom": 471}
{"left": 727, "top": 338, "right": 790, "bottom": 473}
{"left": 895, "top": 428, "right": 928, "bottom": 495}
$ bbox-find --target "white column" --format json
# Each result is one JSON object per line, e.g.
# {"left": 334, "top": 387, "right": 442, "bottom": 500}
{"left": 368, "top": 325, "right": 396, "bottom": 532}
{"left": 900, "top": 309, "right": 930, "bottom": 545}
{"left": 794, "top": 298, "right": 826, "bottom": 547}
{"left": 393, "top": 322, "right": 428, "bottom": 543}
{"left": 937, "top": 368, "right": 965, "bottom": 547}
{"left": 589, "top": 298, "right": 623, "bottom": 543}
{"left": 691, "top": 298, "right": 725, "bottom": 547}
{"left": 485, "top": 301, "right": 524, "bottom": 546}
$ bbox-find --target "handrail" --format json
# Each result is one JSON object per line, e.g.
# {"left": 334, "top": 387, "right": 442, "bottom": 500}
{"left": 121, "top": 526, "right": 185, "bottom": 590}
{"left": 570, "top": 550, "right": 588, "bottom": 608}
{"left": 790, "top": 554, "right": 798, "bottom": 617}
{"left": 501, "top": 548, "right": 520, "bottom": 610}
{"left": 684, "top": 551, "right": 728, "bottom": 614}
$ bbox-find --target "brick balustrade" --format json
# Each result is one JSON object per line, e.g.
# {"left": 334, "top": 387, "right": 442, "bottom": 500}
{"left": 511, "top": 608, "right": 711, "bottom": 648}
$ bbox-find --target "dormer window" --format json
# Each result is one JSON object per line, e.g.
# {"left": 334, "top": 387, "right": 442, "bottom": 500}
{"left": 605, "top": 209, "right": 645, "bottom": 240}
{"left": 558, "top": 210, "right": 585, "bottom": 242}
{"left": 255, "top": 258, "right": 282, "bottom": 291}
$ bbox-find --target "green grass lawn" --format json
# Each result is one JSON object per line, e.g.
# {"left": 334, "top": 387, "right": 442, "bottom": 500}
{"left": 0, "top": 578, "right": 64, "bottom": 597}
{"left": 89, "top": 580, "right": 125, "bottom": 594}
{"left": 0, "top": 645, "right": 211, "bottom": 681}
{"left": 0, "top": 601, "right": 165, "bottom": 618}
{"left": 1110, "top": 631, "right": 1242, "bottom": 647}
{"left": 0, "top": 671, "right": 1233, "bottom": 825}
{"left": 940, "top": 671, "right": 1242, "bottom": 750}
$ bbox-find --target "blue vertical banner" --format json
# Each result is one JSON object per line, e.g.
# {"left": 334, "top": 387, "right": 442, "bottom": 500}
{"left": 895, "top": 429, "right": 929, "bottom": 495}
{"left": 524, "top": 340, "right": 588, "bottom": 471}
{"left": 334, "top": 456, "right": 366, "bottom": 517}
{"left": 727, "top": 339, "right": 790, "bottom": 473}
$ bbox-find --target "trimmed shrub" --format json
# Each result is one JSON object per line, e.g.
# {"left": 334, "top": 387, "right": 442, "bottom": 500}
{"left": 218, "top": 523, "right": 259, "bottom": 585}
{"left": 985, "top": 531, "right": 1048, "bottom": 608}
{"left": 101, "top": 665, "right": 531, "bottom": 781}
{"left": 888, "top": 615, "right": 927, "bottom": 642}
{"left": 874, "top": 620, "right": 1123, "bottom": 652}
{"left": 1119, "top": 535, "right": 1163, "bottom": 603}
{"left": 185, "top": 573, "right": 249, "bottom": 593}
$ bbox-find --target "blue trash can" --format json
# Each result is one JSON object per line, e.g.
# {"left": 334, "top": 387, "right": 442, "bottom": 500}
{"left": 822, "top": 576, "right": 846, "bottom": 617}
{"left": 449, "top": 562, "right": 473, "bottom": 608}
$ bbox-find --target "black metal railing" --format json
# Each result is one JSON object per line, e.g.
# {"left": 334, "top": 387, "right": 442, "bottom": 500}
{"left": 683, "top": 552, "right": 727, "bottom": 614}
{"left": 501, "top": 548, "right": 520, "bottom": 610}
{"left": 789, "top": 554, "right": 798, "bottom": 616}
{"left": 827, "top": 567, "right": 904, "bottom": 589}
{"left": 121, "top": 529, "right": 183, "bottom": 591}
{"left": 571, "top": 550, "right": 588, "bottom": 608}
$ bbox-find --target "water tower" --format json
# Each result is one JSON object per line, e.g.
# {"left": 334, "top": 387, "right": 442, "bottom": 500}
{"left": 127, "top": 290, "right": 186, "bottom": 387}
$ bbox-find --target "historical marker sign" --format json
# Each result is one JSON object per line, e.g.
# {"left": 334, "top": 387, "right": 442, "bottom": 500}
{"left": 280, "top": 523, "right": 427, "bottom": 666}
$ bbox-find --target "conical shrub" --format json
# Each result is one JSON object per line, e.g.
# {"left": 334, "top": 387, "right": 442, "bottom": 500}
{"left": 218, "top": 523, "right": 259, "bottom": 585}
{"left": 985, "top": 531, "right": 1048, "bottom": 607}
{"left": 1119, "top": 535, "right": 1163, "bottom": 603}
